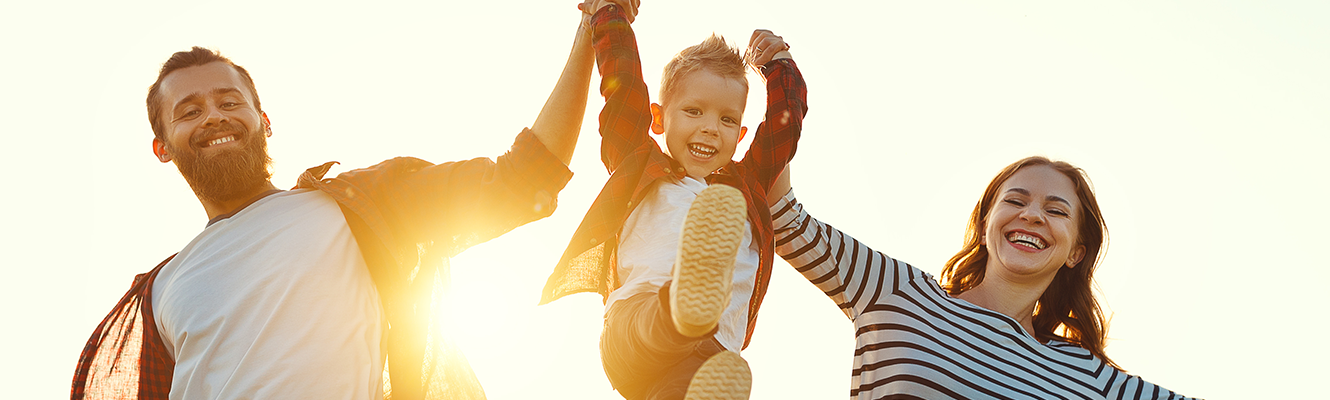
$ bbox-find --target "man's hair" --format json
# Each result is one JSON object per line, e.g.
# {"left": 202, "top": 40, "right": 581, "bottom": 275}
{"left": 659, "top": 34, "right": 747, "bottom": 105}
{"left": 146, "top": 47, "right": 262, "bottom": 140}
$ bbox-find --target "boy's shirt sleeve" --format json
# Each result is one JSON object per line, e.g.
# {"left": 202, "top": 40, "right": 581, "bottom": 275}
{"left": 589, "top": 5, "right": 654, "bottom": 174}
{"left": 739, "top": 58, "right": 808, "bottom": 191}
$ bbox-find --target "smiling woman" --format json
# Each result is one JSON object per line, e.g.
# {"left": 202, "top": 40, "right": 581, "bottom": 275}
{"left": 767, "top": 157, "right": 1200, "bottom": 399}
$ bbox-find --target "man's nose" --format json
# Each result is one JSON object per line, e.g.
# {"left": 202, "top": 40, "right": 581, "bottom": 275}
{"left": 202, "top": 105, "right": 228, "bottom": 127}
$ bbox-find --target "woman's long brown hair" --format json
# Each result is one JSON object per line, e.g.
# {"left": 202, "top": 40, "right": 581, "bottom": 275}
{"left": 940, "top": 156, "right": 1117, "bottom": 368}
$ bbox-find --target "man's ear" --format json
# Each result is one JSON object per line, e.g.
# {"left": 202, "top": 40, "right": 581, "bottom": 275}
{"left": 261, "top": 111, "right": 273, "bottom": 137}
{"left": 738, "top": 126, "right": 748, "bottom": 142}
{"left": 649, "top": 103, "right": 665, "bottom": 135}
{"left": 152, "top": 138, "right": 172, "bottom": 163}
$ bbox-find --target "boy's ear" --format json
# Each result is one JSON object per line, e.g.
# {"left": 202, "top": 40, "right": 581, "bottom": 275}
{"left": 649, "top": 103, "right": 665, "bottom": 135}
{"left": 152, "top": 138, "right": 172, "bottom": 163}
{"left": 738, "top": 126, "right": 748, "bottom": 142}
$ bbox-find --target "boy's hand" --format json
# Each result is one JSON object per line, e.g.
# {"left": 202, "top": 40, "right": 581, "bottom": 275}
{"left": 578, "top": 0, "right": 640, "bottom": 23}
{"left": 744, "top": 29, "right": 792, "bottom": 70}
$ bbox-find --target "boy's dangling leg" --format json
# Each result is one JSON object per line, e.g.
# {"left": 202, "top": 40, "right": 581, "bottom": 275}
{"left": 673, "top": 184, "right": 752, "bottom": 399}
{"left": 601, "top": 286, "right": 711, "bottom": 400}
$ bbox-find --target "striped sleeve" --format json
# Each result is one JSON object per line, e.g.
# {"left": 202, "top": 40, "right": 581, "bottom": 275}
{"left": 770, "top": 190, "right": 917, "bottom": 322}
{"left": 1103, "top": 367, "right": 1201, "bottom": 400}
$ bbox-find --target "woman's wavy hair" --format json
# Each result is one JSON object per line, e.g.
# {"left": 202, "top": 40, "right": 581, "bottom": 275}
{"left": 940, "top": 156, "right": 1117, "bottom": 368}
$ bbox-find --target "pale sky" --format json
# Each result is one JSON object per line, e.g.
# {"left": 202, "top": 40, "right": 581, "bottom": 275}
{"left": 3, "top": 1, "right": 1326, "bottom": 399}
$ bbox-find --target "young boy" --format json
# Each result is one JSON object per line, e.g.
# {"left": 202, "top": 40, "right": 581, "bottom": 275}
{"left": 541, "top": 1, "right": 807, "bottom": 398}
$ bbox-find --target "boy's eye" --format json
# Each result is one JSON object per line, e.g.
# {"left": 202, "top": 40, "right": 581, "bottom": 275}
{"left": 684, "top": 108, "right": 701, "bottom": 116}
{"left": 722, "top": 116, "right": 738, "bottom": 125}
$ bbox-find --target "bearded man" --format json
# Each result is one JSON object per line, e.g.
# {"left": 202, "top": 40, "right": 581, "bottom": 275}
{"left": 70, "top": 10, "right": 598, "bottom": 399}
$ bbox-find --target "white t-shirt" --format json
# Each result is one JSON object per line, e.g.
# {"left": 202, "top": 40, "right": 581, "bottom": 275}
{"left": 152, "top": 189, "right": 385, "bottom": 400}
{"left": 606, "top": 177, "right": 759, "bottom": 353}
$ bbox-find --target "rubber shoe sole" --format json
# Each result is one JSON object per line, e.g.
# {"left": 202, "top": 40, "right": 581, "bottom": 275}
{"left": 671, "top": 184, "right": 747, "bottom": 338}
{"left": 684, "top": 351, "right": 752, "bottom": 400}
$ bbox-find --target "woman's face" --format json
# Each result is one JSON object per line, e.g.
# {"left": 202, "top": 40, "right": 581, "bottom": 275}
{"left": 982, "top": 165, "right": 1087, "bottom": 284}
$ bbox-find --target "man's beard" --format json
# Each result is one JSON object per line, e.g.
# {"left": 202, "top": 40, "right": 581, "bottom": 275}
{"left": 168, "top": 120, "right": 273, "bottom": 203}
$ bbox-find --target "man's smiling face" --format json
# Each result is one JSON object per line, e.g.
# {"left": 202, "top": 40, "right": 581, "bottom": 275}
{"left": 153, "top": 61, "right": 271, "bottom": 202}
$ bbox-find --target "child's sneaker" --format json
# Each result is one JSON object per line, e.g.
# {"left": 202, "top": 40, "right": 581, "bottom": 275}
{"left": 670, "top": 184, "right": 747, "bottom": 338}
{"left": 685, "top": 350, "right": 752, "bottom": 399}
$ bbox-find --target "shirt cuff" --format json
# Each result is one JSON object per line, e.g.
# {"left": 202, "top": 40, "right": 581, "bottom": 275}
{"left": 769, "top": 188, "right": 800, "bottom": 231}
{"left": 501, "top": 128, "right": 575, "bottom": 215}
{"left": 760, "top": 58, "right": 797, "bottom": 77}
{"left": 591, "top": 3, "right": 627, "bottom": 31}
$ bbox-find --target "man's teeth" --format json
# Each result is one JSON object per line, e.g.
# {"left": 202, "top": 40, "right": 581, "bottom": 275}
{"left": 689, "top": 144, "right": 716, "bottom": 157}
{"left": 205, "top": 136, "right": 236, "bottom": 147}
{"left": 1007, "top": 232, "right": 1046, "bottom": 249}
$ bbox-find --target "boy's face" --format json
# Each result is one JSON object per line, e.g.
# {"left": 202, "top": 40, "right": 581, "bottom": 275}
{"left": 651, "top": 69, "right": 748, "bottom": 180}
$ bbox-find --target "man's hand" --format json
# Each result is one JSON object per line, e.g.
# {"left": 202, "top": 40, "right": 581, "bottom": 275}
{"left": 579, "top": 0, "right": 640, "bottom": 23}
{"left": 745, "top": 29, "right": 792, "bottom": 71}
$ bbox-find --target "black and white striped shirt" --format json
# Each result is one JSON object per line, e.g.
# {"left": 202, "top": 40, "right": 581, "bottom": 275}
{"left": 771, "top": 192, "right": 1198, "bottom": 400}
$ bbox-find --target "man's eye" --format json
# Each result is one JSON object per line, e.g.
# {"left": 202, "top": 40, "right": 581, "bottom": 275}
{"left": 222, "top": 102, "right": 239, "bottom": 108}
{"left": 178, "top": 110, "right": 201, "bottom": 120}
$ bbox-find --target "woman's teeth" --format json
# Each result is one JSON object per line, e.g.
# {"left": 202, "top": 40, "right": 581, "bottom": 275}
{"left": 1007, "top": 232, "right": 1046, "bottom": 249}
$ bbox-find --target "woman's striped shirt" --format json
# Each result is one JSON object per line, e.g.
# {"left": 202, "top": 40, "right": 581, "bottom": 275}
{"left": 770, "top": 192, "right": 1198, "bottom": 400}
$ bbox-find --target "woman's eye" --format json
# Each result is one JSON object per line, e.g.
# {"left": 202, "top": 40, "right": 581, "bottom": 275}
{"left": 1048, "top": 209, "right": 1069, "bottom": 217}
{"left": 1003, "top": 199, "right": 1024, "bottom": 207}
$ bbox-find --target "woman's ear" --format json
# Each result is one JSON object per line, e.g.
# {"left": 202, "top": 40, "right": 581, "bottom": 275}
{"left": 1066, "top": 245, "right": 1087, "bottom": 268}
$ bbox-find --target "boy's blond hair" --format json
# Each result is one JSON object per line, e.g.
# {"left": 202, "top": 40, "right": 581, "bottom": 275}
{"left": 659, "top": 34, "right": 748, "bottom": 105}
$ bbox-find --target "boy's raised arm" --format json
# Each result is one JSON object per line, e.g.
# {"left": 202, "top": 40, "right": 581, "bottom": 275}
{"left": 582, "top": 0, "right": 651, "bottom": 173}
{"left": 740, "top": 29, "right": 807, "bottom": 191}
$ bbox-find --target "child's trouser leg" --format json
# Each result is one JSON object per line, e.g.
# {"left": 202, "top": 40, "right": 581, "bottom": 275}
{"left": 601, "top": 287, "right": 721, "bottom": 400}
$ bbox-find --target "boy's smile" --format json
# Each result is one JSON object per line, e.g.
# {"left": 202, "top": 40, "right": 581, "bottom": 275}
{"left": 651, "top": 69, "right": 749, "bottom": 180}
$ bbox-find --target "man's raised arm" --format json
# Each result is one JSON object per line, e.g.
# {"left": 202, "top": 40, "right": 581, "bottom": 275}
{"left": 528, "top": 9, "right": 598, "bottom": 165}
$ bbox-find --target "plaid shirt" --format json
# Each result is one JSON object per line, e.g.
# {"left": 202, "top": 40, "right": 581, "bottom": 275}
{"left": 540, "top": 5, "right": 808, "bottom": 349}
{"left": 72, "top": 129, "right": 572, "bottom": 400}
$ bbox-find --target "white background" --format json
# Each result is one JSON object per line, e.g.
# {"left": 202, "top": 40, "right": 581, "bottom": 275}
{"left": 2, "top": 1, "right": 1326, "bottom": 399}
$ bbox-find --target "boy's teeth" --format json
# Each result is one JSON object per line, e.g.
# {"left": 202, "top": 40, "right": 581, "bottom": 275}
{"left": 689, "top": 144, "right": 716, "bottom": 157}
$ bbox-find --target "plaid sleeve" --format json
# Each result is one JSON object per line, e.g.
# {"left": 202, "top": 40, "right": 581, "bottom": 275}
{"left": 740, "top": 58, "right": 808, "bottom": 191}
{"left": 590, "top": 4, "right": 654, "bottom": 173}
{"left": 72, "top": 261, "right": 175, "bottom": 400}
{"left": 334, "top": 129, "right": 573, "bottom": 257}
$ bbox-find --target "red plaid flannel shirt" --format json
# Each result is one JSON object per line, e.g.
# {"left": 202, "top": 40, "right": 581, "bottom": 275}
{"left": 539, "top": 5, "right": 808, "bottom": 349}
{"left": 72, "top": 129, "right": 572, "bottom": 400}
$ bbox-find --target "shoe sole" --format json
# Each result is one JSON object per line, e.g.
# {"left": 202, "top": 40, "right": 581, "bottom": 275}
{"left": 685, "top": 351, "right": 752, "bottom": 400}
{"left": 671, "top": 184, "right": 747, "bottom": 338}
